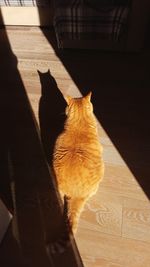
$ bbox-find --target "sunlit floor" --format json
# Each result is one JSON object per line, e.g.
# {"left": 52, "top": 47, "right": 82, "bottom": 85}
{"left": 1, "top": 26, "right": 150, "bottom": 267}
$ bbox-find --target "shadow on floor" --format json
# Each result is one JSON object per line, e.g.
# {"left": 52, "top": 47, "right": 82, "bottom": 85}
{"left": 0, "top": 10, "right": 83, "bottom": 267}
{"left": 0, "top": 15, "right": 53, "bottom": 266}
{"left": 41, "top": 27, "right": 150, "bottom": 199}
{"left": 38, "top": 69, "right": 66, "bottom": 163}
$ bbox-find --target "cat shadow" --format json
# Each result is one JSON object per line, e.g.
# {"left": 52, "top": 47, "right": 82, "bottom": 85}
{"left": 38, "top": 70, "right": 73, "bottom": 251}
{"left": 38, "top": 69, "right": 66, "bottom": 164}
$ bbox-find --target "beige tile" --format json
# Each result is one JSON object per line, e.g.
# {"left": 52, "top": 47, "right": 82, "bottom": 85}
{"left": 76, "top": 230, "right": 150, "bottom": 267}
{"left": 78, "top": 192, "right": 123, "bottom": 237}
{"left": 101, "top": 165, "right": 148, "bottom": 201}
{"left": 122, "top": 198, "right": 150, "bottom": 243}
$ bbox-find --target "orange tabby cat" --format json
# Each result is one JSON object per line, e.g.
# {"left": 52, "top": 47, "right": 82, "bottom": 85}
{"left": 52, "top": 92, "right": 104, "bottom": 233}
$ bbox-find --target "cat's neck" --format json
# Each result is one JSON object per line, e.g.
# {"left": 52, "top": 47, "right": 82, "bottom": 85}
{"left": 65, "top": 115, "right": 97, "bottom": 132}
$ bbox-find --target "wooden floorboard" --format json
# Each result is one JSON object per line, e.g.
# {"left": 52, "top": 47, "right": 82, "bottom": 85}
{"left": 0, "top": 26, "right": 150, "bottom": 267}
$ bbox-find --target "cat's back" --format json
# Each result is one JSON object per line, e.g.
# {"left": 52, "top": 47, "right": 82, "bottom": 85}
{"left": 53, "top": 131, "right": 104, "bottom": 197}
{"left": 54, "top": 128, "right": 103, "bottom": 173}
{"left": 52, "top": 93, "right": 104, "bottom": 197}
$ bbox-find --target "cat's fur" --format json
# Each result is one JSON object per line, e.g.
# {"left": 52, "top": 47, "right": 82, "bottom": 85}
{"left": 52, "top": 92, "right": 104, "bottom": 233}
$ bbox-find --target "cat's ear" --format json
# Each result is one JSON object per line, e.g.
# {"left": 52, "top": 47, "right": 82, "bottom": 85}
{"left": 64, "top": 95, "right": 72, "bottom": 105}
{"left": 85, "top": 91, "right": 92, "bottom": 101}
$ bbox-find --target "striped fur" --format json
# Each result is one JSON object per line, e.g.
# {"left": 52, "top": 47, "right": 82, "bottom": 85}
{"left": 53, "top": 92, "right": 104, "bottom": 234}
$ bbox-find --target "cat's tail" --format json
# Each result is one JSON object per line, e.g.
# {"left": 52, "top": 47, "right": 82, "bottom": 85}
{"left": 46, "top": 196, "right": 71, "bottom": 254}
{"left": 46, "top": 196, "right": 86, "bottom": 254}
{"left": 67, "top": 197, "right": 86, "bottom": 234}
{"left": 47, "top": 230, "right": 71, "bottom": 255}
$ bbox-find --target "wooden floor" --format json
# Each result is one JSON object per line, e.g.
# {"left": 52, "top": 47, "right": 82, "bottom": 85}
{"left": 0, "top": 26, "right": 150, "bottom": 267}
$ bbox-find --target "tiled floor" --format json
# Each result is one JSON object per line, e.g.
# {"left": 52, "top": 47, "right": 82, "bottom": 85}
{"left": 0, "top": 26, "right": 150, "bottom": 267}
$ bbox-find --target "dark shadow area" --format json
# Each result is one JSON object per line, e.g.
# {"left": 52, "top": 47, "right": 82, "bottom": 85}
{"left": 40, "top": 25, "right": 150, "bottom": 198}
{"left": 38, "top": 69, "right": 66, "bottom": 163}
{"left": 0, "top": 10, "right": 83, "bottom": 267}
{"left": 0, "top": 224, "right": 27, "bottom": 267}
{"left": 0, "top": 10, "right": 53, "bottom": 266}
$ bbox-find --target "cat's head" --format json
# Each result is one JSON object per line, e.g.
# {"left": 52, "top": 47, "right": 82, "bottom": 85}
{"left": 64, "top": 92, "right": 93, "bottom": 117}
